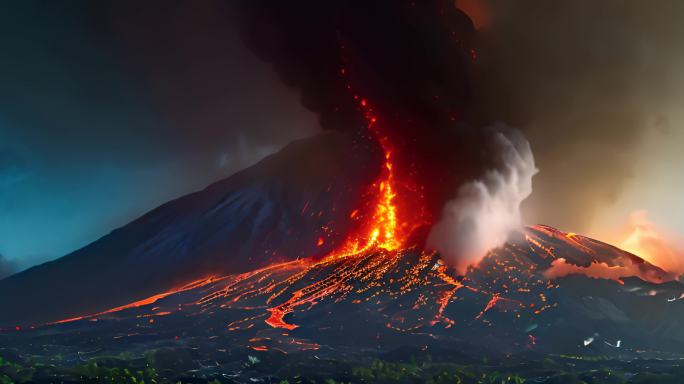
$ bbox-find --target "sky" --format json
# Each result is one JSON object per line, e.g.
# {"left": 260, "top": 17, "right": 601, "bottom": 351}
{"left": 2, "top": 1, "right": 684, "bottom": 273}
{"left": 467, "top": 0, "right": 684, "bottom": 240}
{"left": 461, "top": 0, "right": 684, "bottom": 273}
{"left": 0, "top": 1, "right": 317, "bottom": 270}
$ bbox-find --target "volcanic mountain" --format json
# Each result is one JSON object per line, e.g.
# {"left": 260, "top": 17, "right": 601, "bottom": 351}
{"left": 2, "top": 130, "right": 684, "bottom": 362}
{"left": 0, "top": 131, "right": 384, "bottom": 326}
{"left": 3, "top": 225, "right": 684, "bottom": 372}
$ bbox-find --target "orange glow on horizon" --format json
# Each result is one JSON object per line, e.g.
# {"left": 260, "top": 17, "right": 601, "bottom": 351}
{"left": 454, "top": 0, "right": 491, "bottom": 30}
{"left": 616, "top": 210, "right": 684, "bottom": 275}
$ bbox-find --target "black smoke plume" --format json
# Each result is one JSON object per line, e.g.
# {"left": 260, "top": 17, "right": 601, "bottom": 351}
{"left": 234, "top": 1, "right": 525, "bottom": 243}
{"left": 232, "top": 1, "right": 542, "bottom": 273}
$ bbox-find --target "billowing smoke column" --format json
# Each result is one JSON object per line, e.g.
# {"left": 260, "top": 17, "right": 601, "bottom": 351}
{"left": 233, "top": 1, "right": 537, "bottom": 263}
{"left": 428, "top": 125, "right": 537, "bottom": 274}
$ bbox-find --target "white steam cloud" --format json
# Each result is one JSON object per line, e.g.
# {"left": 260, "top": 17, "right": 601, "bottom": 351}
{"left": 427, "top": 125, "right": 537, "bottom": 275}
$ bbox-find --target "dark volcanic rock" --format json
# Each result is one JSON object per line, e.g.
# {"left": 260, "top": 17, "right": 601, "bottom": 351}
{"left": 5, "top": 226, "right": 684, "bottom": 362}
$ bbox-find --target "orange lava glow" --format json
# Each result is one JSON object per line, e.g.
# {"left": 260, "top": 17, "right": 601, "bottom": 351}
{"left": 337, "top": 146, "right": 401, "bottom": 255}
{"left": 49, "top": 277, "right": 218, "bottom": 325}
{"left": 529, "top": 224, "right": 678, "bottom": 284}
{"left": 331, "top": 51, "right": 421, "bottom": 258}
{"left": 213, "top": 102, "right": 419, "bottom": 330}
{"left": 454, "top": 0, "right": 491, "bottom": 30}
{"left": 48, "top": 227, "right": 579, "bottom": 338}
{"left": 329, "top": 94, "right": 404, "bottom": 255}
{"left": 220, "top": 249, "right": 472, "bottom": 333}
{"left": 617, "top": 210, "right": 684, "bottom": 275}
{"left": 48, "top": 90, "right": 420, "bottom": 331}
{"left": 543, "top": 258, "right": 629, "bottom": 285}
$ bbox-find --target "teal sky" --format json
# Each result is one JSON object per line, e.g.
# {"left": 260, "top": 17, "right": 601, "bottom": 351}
{"left": 0, "top": 1, "right": 317, "bottom": 270}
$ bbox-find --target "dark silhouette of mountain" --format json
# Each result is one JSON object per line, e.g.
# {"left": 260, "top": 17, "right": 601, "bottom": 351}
{"left": 0, "top": 131, "right": 383, "bottom": 326}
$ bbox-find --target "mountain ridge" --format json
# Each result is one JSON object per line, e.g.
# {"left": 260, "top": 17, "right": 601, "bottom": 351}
{"left": 0, "top": 131, "right": 383, "bottom": 326}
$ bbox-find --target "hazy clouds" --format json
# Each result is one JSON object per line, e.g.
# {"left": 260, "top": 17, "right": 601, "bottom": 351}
{"left": 473, "top": 0, "right": 684, "bottom": 233}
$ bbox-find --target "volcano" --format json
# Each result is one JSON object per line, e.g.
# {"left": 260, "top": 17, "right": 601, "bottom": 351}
{"left": 0, "top": 131, "right": 384, "bottom": 326}
{"left": 3, "top": 224, "right": 684, "bottom": 382}
{"left": 5, "top": 2, "right": 684, "bottom": 383}
{"left": 13, "top": 226, "right": 684, "bottom": 350}
{"left": 2, "top": 132, "right": 684, "bottom": 373}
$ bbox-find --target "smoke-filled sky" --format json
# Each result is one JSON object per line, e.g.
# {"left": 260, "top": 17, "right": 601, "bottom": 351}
{"left": 470, "top": 0, "right": 684, "bottom": 240}
{"left": 2, "top": 0, "right": 684, "bottom": 272}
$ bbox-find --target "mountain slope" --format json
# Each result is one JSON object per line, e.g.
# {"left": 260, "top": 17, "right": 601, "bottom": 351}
{"left": 4, "top": 225, "right": 684, "bottom": 365}
{"left": 0, "top": 131, "right": 383, "bottom": 326}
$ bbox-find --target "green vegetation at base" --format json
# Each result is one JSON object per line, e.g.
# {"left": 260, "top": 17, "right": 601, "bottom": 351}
{"left": 0, "top": 355, "right": 164, "bottom": 384}
{"left": 2, "top": 351, "right": 684, "bottom": 383}
{"left": 73, "top": 360, "right": 160, "bottom": 383}
{"left": 348, "top": 359, "right": 525, "bottom": 384}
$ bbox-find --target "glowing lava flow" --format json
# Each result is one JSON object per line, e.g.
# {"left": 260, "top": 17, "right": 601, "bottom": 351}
{"left": 331, "top": 97, "right": 403, "bottom": 256}
{"left": 336, "top": 147, "right": 401, "bottom": 256}
{"left": 371, "top": 150, "right": 401, "bottom": 251}
{"left": 46, "top": 100, "right": 546, "bottom": 337}
{"left": 260, "top": 91, "right": 409, "bottom": 329}
{"left": 44, "top": 224, "right": 675, "bottom": 354}
{"left": 47, "top": 96, "right": 420, "bottom": 332}
{"left": 49, "top": 277, "right": 219, "bottom": 325}
{"left": 45, "top": 227, "right": 580, "bottom": 347}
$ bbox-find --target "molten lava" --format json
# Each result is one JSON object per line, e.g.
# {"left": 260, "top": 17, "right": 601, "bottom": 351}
{"left": 258, "top": 94, "right": 411, "bottom": 329}
{"left": 329, "top": 79, "right": 406, "bottom": 255}
{"left": 49, "top": 68, "right": 433, "bottom": 333}
{"left": 45, "top": 223, "right": 677, "bottom": 355}
{"left": 43, "top": 61, "right": 678, "bottom": 343}
{"left": 336, "top": 134, "right": 402, "bottom": 255}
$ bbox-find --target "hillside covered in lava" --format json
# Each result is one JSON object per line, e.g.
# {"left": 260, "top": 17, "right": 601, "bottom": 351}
{"left": 0, "top": 0, "right": 531, "bottom": 327}
{"left": 1, "top": 120, "right": 681, "bottom": 353}
{"left": 3, "top": 117, "right": 682, "bottom": 364}
{"left": 3, "top": 223, "right": 684, "bottom": 382}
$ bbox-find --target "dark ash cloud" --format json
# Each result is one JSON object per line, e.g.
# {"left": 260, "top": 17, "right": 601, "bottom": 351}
{"left": 233, "top": 0, "right": 520, "bottom": 238}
